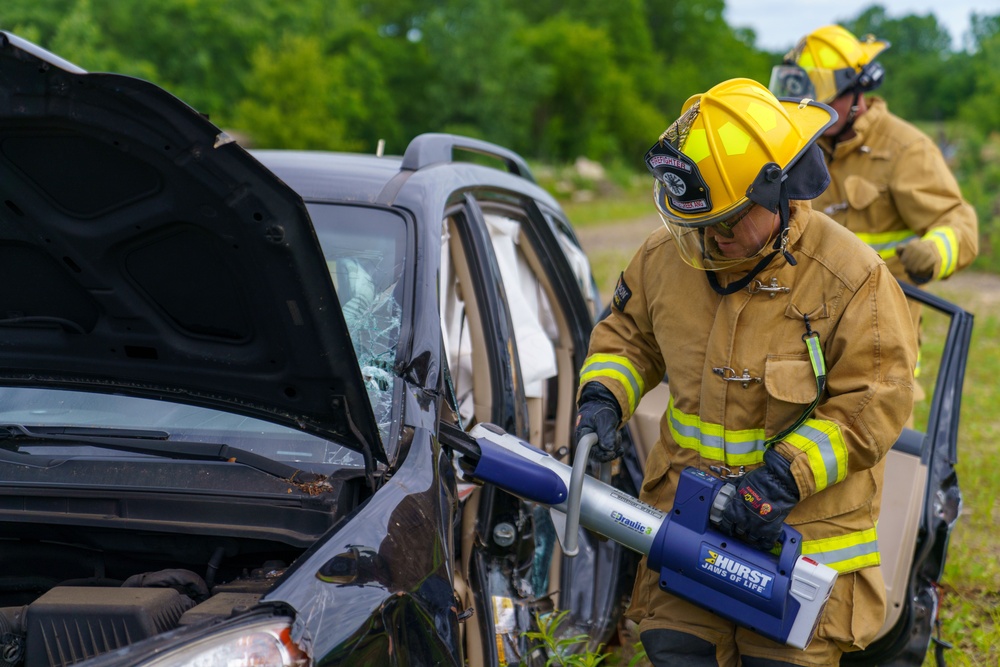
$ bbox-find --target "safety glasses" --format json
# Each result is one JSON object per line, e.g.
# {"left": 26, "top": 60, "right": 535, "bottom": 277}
{"left": 711, "top": 204, "right": 755, "bottom": 238}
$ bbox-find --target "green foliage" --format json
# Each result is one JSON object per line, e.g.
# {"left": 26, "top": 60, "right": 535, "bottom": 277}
{"left": 919, "top": 282, "right": 1000, "bottom": 665}
{"left": 3, "top": 0, "right": 1000, "bottom": 269}
{"left": 520, "top": 609, "right": 611, "bottom": 667}
{"left": 643, "top": 0, "right": 774, "bottom": 105}
{"left": 0, "top": 0, "right": 765, "bottom": 162}
{"left": 951, "top": 130, "right": 1000, "bottom": 273}
{"left": 518, "top": 17, "right": 658, "bottom": 162}
{"left": 959, "top": 15, "right": 1000, "bottom": 138}
{"left": 231, "top": 35, "right": 362, "bottom": 150}
{"left": 416, "top": 0, "right": 547, "bottom": 154}
{"left": 845, "top": 6, "right": 971, "bottom": 121}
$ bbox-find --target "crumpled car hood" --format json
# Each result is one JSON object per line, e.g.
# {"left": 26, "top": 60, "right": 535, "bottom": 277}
{"left": 0, "top": 32, "right": 385, "bottom": 464}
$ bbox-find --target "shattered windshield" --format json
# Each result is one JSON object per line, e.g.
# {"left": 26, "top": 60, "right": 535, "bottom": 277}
{"left": 306, "top": 203, "right": 408, "bottom": 442}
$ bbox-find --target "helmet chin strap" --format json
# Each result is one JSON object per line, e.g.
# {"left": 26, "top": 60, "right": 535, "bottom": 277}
{"left": 831, "top": 90, "right": 861, "bottom": 146}
{"left": 706, "top": 184, "right": 796, "bottom": 296}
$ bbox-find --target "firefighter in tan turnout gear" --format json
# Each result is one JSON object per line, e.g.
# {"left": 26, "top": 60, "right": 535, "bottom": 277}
{"left": 769, "top": 25, "right": 979, "bottom": 287}
{"left": 574, "top": 79, "right": 917, "bottom": 666}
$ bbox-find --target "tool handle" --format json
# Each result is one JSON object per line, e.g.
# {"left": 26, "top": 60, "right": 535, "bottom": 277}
{"left": 563, "top": 433, "right": 611, "bottom": 556}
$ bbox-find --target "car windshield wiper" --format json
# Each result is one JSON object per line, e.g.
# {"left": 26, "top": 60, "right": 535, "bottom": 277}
{"left": 0, "top": 424, "right": 325, "bottom": 484}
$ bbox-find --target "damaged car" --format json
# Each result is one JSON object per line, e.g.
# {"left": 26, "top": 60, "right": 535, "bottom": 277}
{"left": 0, "top": 31, "right": 638, "bottom": 667}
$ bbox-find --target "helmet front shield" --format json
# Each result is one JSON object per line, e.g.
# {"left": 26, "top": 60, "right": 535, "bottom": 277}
{"left": 769, "top": 64, "right": 816, "bottom": 100}
{"left": 781, "top": 26, "right": 890, "bottom": 102}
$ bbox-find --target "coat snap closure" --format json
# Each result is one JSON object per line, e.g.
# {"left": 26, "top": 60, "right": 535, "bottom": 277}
{"left": 747, "top": 277, "right": 790, "bottom": 297}
{"left": 712, "top": 366, "right": 762, "bottom": 389}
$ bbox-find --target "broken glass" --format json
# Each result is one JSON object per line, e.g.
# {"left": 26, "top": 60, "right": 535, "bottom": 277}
{"left": 308, "top": 203, "right": 408, "bottom": 446}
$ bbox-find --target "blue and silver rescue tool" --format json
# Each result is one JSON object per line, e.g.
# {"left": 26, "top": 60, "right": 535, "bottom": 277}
{"left": 450, "top": 422, "right": 837, "bottom": 651}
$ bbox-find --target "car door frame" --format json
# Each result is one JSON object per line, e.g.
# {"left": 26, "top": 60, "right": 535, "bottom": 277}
{"left": 844, "top": 281, "right": 973, "bottom": 665}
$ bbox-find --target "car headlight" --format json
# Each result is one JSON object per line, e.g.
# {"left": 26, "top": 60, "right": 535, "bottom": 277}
{"left": 142, "top": 617, "right": 309, "bottom": 667}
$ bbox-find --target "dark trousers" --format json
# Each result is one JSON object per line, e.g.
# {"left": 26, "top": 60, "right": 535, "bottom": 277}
{"left": 640, "top": 629, "right": 800, "bottom": 667}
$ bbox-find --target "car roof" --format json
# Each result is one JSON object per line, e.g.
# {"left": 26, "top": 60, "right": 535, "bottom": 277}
{"left": 253, "top": 135, "right": 561, "bottom": 212}
{"left": 251, "top": 150, "right": 404, "bottom": 203}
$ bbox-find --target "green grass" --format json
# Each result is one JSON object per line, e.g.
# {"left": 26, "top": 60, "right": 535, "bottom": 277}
{"left": 560, "top": 195, "right": 654, "bottom": 229}
{"left": 541, "top": 163, "right": 653, "bottom": 228}
{"left": 922, "top": 282, "right": 1000, "bottom": 666}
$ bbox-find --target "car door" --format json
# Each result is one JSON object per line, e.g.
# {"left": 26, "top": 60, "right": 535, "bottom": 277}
{"left": 462, "top": 191, "right": 640, "bottom": 654}
{"left": 843, "top": 283, "right": 972, "bottom": 666}
{"left": 440, "top": 192, "right": 536, "bottom": 667}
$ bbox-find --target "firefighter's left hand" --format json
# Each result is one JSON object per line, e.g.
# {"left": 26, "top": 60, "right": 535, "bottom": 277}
{"left": 716, "top": 448, "right": 800, "bottom": 551}
{"left": 896, "top": 239, "right": 939, "bottom": 285}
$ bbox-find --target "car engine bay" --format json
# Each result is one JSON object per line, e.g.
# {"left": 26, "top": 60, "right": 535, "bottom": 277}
{"left": 0, "top": 463, "right": 365, "bottom": 667}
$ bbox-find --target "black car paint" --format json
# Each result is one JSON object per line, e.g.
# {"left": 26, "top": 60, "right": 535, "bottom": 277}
{"left": 255, "top": 153, "right": 635, "bottom": 662}
{"left": 0, "top": 31, "right": 384, "bottom": 466}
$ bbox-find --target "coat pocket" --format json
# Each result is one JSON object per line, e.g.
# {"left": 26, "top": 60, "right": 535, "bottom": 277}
{"left": 763, "top": 355, "right": 818, "bottom": 437}
{"left": 791, "top": 467, "right": 877, "bottom": 522}
{"left": 843, "top": 174, "right": 882, "bottom": 210}
{"left": 817, "top": 567, "right": 888, "bottom": 651}
{"left": 843, "top": 174, "right": 895, "bottom": 232}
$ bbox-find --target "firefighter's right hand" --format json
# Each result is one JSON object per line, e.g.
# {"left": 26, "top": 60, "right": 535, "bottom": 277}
{"left": 895, "top": 238, "right": 939, "bottom": 284}
{"left": 575, "top": 382, "right": 623, "bottom": 463}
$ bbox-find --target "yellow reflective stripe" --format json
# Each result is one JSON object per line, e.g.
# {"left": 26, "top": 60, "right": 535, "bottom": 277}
{"left": 666, "top": 397, "right": 767, "bottom": 466}
{"left": 802, "top": 526, "right": 880, "bottom": 573}
{"left": 923, "top": 227, "right": 958, "bottom": 279}
{"left": 580, "top": 354, "right": 645, "bottom": 413}
{"left": 804, "top": 334, "right": 826, "bottom": 377}
{"left": 782, "top": 419, "right": 848, "bottom": 491}
{"left": 855, "top": 230, "right": 916, "bottom": 259}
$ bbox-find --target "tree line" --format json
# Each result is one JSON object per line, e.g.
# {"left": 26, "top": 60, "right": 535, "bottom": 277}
{"left": 2, "top": 1, "right": 997, "bottom": 159}
{"left": 4, "top": 1, "right": 1000, "bottom": 266}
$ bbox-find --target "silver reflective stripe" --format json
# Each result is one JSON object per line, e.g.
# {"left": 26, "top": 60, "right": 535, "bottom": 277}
{"left": 803, "top": 533, "right": 880, "bottom": 572}
{"left": 583, "top": 360, "right": 642, "bottom": 402}
{"left": 667, "top": 398, "right": 767, "bottom": 466}
{"left": 790, "top": 422, "right": 844, "bottom": 489}
{"left": 580, "top": 354, "right": 646, "bottom": 412}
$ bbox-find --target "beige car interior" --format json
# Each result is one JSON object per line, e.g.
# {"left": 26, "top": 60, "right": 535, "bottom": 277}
{"left": 441, "top": 205, "right": 595, "bottom": 664}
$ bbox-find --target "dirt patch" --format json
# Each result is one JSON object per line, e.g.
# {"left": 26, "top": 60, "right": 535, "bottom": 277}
{"left": 575, "top": 214, "right": 662, "bottom": 254}
{"left": 928, "top": 271, "right": 1000, "bottom": 315}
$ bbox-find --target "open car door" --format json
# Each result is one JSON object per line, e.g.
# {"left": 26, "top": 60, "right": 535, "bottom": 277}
{"left": 843, "top": 283, "right": 973, "bottom": 666}
{"left": 626, "top": 283, "right": 973, "bottom": 666}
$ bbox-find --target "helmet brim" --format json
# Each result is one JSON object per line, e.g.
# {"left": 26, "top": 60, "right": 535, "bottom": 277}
{"left": 745, "top": 98, "right": 837, "bottom": 212}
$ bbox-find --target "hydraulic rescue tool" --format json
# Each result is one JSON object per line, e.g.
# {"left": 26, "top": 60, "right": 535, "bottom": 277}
{"left": 440, "top": 422, "right": 837, "bottom": 650}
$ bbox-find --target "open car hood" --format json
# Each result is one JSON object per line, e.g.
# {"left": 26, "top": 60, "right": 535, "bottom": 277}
{"left": 0, "top": 32, "right": 385, "bottom": 465}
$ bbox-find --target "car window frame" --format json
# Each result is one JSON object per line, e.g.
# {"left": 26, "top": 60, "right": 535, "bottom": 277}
{"left": 442, "top": 192, "right": 527, "bottom": 437}
{"left": 303, "top": 199, "right": 418, "bottom": 465}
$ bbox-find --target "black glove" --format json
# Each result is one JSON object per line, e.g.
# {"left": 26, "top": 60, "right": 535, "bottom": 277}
{"left": 715, "top": 447, "right": 800, "bottom": 551}
{"left": 575, "top": 382, "right": 623, "bottom": 463}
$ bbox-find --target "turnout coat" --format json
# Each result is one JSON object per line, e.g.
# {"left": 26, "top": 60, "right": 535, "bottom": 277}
{"left": 580, "top": 201, "right": 917, "bottom": 649}
{"left": 814, "top": 97, "right": 978, "bottom": 284}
